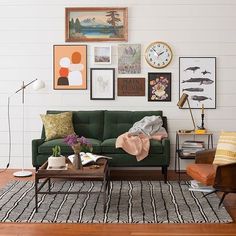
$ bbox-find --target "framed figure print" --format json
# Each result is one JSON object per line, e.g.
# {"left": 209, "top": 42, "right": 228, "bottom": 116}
{"left": 53, "top": 45, "right": 87, "bottom": 90}
{"left": 118, "top": 44, "right": 141, "bottom": 74}
{"left": 93, "top": 45, "right": 111, "bottom": 64}
{"left": 90, "top": 68, "right": 115, "bottom": 100}
{"left": 179, "top": 57, "right": 216, "bottom": 109}
{"left": 148, "top": 73, "right": 171, "bottom": 102}
{"left": 65, "top": 7, "right": 128, "bottom": 42}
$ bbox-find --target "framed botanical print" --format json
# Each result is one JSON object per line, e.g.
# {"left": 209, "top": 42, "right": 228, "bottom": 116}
{"left": 53, "top": 45, "right": 87, "bottom": 90}
{"left": 93, "top": 45, "right": 111, "bottom": 64}
{"left": 179, "top": 57, "right": 216, "bottom": 109}
{"left": 65, "top": 7, "right": 128, "bottom": 42}
{"left": 148, "top": 73, "right": 171, "bottom": 102}
{"left": 118, "top": 44, "right": 141, "bottom": 74}
{"left": 90, "top": 68, "right": 115, "bottom": 100}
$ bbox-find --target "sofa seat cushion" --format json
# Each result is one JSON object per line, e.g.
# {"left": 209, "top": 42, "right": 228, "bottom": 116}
{"left": 101, "top": 138, "right": 163, "bottom": 154}
{"left": 186, "top": 163, "right": 217, "bottom": 186}
{"left": 38, "top": 138, "right": 102, "bottom": 155}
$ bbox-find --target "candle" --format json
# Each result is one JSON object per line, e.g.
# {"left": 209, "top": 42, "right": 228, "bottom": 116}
{"left": 202, "top": 104, "right": 204, "bottom": 114}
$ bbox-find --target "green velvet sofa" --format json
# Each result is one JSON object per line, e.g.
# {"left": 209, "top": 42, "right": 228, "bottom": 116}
{"left": 32, "top": 110, "right": 170, "bottom": 181}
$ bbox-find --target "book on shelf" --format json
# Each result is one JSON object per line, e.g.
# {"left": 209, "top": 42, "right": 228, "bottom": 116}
{"left": 68, "top": 152, "right": 112, "bottom": 166}
{"left": 189, "top": 180, "right": 215, "bottom": 193}
{"left": 182, "top": 140, "right": 205, "bottom": 148}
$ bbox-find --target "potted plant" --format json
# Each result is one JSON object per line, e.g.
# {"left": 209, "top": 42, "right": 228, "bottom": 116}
{"left": 48, "top": 145, "right": 66, "bottom": 169}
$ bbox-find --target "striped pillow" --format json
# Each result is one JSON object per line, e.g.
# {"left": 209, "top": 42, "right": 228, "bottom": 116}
{"left": 213, "top": 131, "right": 236, "bottom": 165}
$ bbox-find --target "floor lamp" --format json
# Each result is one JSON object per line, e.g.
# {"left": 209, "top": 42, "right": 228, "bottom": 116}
{"left": 177, "top": 93, "right": 196, "bottom": 132}
{"left": 9, "top": 79, "right": 45, "bottom": 177}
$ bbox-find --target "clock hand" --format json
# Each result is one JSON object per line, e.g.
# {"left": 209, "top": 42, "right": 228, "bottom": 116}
{"left": 151, "top": 47, "right": 159, "bottom": 56}
{"left": 158, "top": 51, "right": 164, "bottom": 56}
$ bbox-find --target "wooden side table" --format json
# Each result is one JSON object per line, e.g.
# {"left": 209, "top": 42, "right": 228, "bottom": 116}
{"left": 175, "top": 131, "right": 214, "bottom": 181}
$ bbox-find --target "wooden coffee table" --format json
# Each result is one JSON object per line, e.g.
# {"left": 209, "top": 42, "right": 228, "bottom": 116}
{"left": 35, "top": 157, "right": 110, "bottom": 212}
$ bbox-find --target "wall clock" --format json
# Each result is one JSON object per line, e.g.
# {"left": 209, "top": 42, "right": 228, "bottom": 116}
{"left": 145, "top": 41, "right": 173, "bottom": 68}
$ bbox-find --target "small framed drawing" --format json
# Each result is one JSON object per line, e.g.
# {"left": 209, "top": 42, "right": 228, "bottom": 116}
{"left": 93, "top": 46, "right": 111, "bottom": 64}
{"left": 65, "top": 7, "right": 128, "bottom": 42}
{"left": 179, "top": 57, "right": 216, "bottom": 109}
{"left": 90, "top": 68, "right": 115, "bottom": 100}
{"left": 118, "top": 44, "right": 141, "bottom": 74}
{"left": 148, "top": 72, "right": 171, "bottom": 102}
{"left": 53, "top": 45, "right": 87, "bottom": 90}
{"left": 118, "top": 77, "right": 145, "bottom": 96}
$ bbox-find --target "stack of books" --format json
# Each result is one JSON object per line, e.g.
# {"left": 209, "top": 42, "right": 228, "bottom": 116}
{"left": 181, "top": 140, "right": 205, "bottom": 157}
{"left": 189, "top": 180, "right": 215, "bottom": 193}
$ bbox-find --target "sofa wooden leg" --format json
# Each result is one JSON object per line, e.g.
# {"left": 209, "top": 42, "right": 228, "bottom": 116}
{"left": 162, "top": 166, "right": 168, "bottom": 183}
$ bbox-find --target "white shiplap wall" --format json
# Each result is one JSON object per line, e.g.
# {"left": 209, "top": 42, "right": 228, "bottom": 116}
{"left": 0, "top": 0, "right": 236, "bottom": 169}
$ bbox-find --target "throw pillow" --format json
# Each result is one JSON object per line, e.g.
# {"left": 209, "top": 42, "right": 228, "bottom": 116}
{"left": 213, "top": 131, "right": 236, "bottom": 165}
{"left": 41, "top": 112, "right": 75, "bottom": 141}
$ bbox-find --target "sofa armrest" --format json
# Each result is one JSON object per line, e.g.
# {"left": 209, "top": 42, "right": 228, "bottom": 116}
{"left": 162, "top": 138, "right": 170, "bottom": 164}
{"left": 195, "top": 148, "right": 216, "bottom": 164}
{"left": 32, "top": 138, "right": 44, "bottom": 167}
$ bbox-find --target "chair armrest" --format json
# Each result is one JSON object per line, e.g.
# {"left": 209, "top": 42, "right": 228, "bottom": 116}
{"left": 214, "top": 163, "right": 236, "bottom": 192}
{"left": 195, "top": 148, "right": 216, "bottom": 164}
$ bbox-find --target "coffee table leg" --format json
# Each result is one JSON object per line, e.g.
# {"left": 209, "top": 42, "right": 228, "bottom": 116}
{"left": 48, "top": 178, "right": 51, "bottom": 192}
{"left": 35, "top": 178, "right": 38, "bottom": 213}
{"left": 103, "top": 179, "right": 106, "bottom": 213}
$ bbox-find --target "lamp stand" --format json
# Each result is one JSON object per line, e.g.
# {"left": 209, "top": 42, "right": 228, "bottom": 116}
{"left": 13, "top": 81, "right": 32, "bottom": 177}
{"left": 186, "top": 98, "right": 196, "bottom": 131}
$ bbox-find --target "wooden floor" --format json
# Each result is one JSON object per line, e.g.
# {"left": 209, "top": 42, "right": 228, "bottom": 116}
{"left": 0, "top": 169, "right": 235, "bottom": 236}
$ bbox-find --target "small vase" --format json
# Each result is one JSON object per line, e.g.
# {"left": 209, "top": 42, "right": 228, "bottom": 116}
{"left": 72, "top": 144, "right": 83, "bottom": 170}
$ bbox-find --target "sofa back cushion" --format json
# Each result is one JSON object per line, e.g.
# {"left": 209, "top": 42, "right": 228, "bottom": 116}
{"left": 41, "top": 110, "right": 104, "bottom": 140}
{"left": 103, "top": 110, "right": 165, "bottom": 140}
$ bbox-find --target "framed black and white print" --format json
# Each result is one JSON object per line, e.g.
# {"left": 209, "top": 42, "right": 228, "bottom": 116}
{"left": 148, "top": 72, "right": 171, "bottom": 102}
{"left": 90, "top": 68, "right": 115, "bottom": 100}
{"left": 179, "top": 57, "right": 216, "bottom": 109}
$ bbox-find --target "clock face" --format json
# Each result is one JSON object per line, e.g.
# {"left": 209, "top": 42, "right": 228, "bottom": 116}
{"left": 145, "top": 42, "right": 172, "bottom": 68}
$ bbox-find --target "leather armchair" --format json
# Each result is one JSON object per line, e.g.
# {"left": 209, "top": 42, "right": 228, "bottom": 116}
{"left": 187, "top": 149, "right": 236, "bottom": 207}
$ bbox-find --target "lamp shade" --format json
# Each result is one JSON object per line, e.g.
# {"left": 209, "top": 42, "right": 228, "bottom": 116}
{"left": 32, "top": 79, "right": 45, "bottom": 91}
{"left": 177, "top": 93, "right": 188, "bottom": 108}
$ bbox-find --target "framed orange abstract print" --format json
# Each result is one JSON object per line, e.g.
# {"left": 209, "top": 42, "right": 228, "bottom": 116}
{"left": 53, "top": 45, "right": 87, "bottom": 90}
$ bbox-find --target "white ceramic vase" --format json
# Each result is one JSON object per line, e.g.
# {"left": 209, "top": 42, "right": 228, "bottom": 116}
{"left": 48, "top": 155, "right": 66, "bottom": 168}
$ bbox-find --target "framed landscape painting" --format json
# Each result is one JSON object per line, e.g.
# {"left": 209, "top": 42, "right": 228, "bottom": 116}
{"left": 148, "top": 73, "right": 171, "bottom": 102}
{"left": 90, "top": 68, "right": 115, "bottom": 100}
{"left": 179, "top": 57, "right": 216, "bottom": 109}
{"left": 65, "top": 7, "right": 128, "bottom": 42}
{"left": 53, "top": 45, "right": 87, "bottom": 90}
{"left": 118, "top": 44, "right": 141, "bottom": 74}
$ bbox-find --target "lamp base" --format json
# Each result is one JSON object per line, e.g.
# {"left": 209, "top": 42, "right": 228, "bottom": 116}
{"left": 179, "top": 129, "right": 194, "bottom": 133}
{"left": 13, "top": 170, "right": 32, "bottom": 177}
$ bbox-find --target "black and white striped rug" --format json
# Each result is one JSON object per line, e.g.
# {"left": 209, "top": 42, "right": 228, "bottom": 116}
{"left": 0, "top": 180, "right": 232, "bottom": 223}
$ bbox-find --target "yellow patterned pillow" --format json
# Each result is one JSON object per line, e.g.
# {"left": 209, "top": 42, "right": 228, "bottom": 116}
{"left": 41, "top": 112, "right": 75, "bottom": 141}
{"left": 213, "top": 131, "right": 236, "bottom": 165}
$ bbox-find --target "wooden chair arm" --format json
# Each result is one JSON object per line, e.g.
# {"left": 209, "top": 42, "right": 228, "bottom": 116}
{"left": 214, "top": 163, "right": 236, "bottom": 192}
{"left": 195, "top": 148, "right": 216, "bottom": 164}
